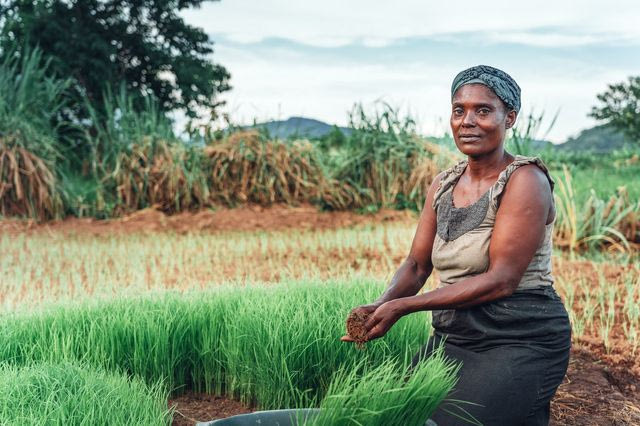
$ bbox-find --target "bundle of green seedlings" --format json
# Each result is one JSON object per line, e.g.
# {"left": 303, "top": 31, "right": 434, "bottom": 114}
{"left": 0, "top": 361, "right": 170, "bottom": 425}
{"left": 0, "top": 279, "right": 457, "bottom": 425}
{"left": 308, "top": 353, "right": 457, "bottom": 425}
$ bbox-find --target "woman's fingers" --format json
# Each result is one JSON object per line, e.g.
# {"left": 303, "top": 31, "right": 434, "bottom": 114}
{"left": 340, "top": 335, "right": 355, "bottom": 342}
{"left": 366, "top": 321, "right": 389, "bottom": 341}
{"left": 364, "top": 313, "right": 381, "bottom": 331}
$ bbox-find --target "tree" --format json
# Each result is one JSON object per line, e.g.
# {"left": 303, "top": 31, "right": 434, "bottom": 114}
{"left": 590, "top": 76, "right": 640, "bottom": 143}
{"left": 0, "top": 0, "right": 231, "bottom": 121}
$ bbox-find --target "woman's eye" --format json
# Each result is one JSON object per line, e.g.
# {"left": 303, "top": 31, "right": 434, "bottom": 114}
{"left": 453, "top": 108, "right": 463, "bottom": 115}
{"left": 478, "top": 108, "right": 490, "bottom": 115}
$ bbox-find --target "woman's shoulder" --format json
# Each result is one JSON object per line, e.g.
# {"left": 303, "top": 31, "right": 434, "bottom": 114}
{"left": 506, "top": 155, "right": 553, "bottom": 188}
{"left": 491, "top": 155, "right": 554, "bottom": 207}
{"left": 430, "top": 159, "right": 467, "bottom": 209}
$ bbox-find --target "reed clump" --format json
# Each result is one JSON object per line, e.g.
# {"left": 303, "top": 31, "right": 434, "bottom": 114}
{"left": 205, "top": 130, "right": 324, "bottom": 205}
{"left": 108, "top": 137, "right": 209, "bottom": 215}
{"left": 554, "top": 165, "right": 640, "bottom": 253}
{"left": 0, "top": 49, "right": 69, "bottom": 220}
{"left": 204, "top": 130, "right": 362, "bottom": 209}
{"left": 0, "top": 137, "right": 61, "bottom": 220}
{"left": 331, "top": 103, "right": 456, "bottom": 210}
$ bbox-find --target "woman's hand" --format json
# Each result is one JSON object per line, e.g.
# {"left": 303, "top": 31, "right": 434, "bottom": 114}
{"left": 340, "top": 300, "right": 408, "bottom": 343}
{"left": 339, "top": 302, "right": 381, "bottom": 342}
{"left": 363, "top": 299, "right": 408, "bottom": 341}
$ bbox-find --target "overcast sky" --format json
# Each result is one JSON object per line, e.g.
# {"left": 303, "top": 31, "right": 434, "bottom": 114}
{"left": 181, "top": 1, "right": 640, "bottom": 142}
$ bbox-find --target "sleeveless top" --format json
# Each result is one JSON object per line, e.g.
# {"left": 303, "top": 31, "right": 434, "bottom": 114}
{"left": 431, "top": 155, "right": 555, "bottom": 291}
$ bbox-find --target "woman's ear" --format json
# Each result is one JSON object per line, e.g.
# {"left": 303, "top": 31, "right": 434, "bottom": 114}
{"left": 505, "top": 110, "right": 517, "bottom": 129}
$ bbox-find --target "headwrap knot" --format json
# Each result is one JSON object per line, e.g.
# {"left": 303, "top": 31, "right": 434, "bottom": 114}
{"left": 451, "top": 65, "right": 521, "bottom": 113}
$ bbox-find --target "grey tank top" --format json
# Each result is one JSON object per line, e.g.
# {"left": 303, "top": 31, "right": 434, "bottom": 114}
{"left": 431, "top": 155, "right": 555, "bottom": 291}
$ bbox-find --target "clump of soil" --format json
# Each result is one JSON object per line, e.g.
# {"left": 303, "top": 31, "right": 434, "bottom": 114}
{"left": 346, "top": 311, "right": 370, "bottom": 349}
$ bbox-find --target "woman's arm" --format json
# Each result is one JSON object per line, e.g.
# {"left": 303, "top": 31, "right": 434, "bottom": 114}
{"left": 340, "top": 172, "right": 444, "bottom": 342}
{"left": 364, "top": 165, "right": 553, "bottom": 340}
{"left": 371, "top": 171, "right": 445, "bottom": 305}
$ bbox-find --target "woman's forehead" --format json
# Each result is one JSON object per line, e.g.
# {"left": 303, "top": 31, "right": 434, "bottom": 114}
{"left": 452, "top": 84, "right": 501, "bottom": 105}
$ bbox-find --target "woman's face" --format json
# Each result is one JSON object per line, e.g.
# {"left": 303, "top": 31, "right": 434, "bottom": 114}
{"left": 450, "top": 84, "right": 516, "bottom": 157}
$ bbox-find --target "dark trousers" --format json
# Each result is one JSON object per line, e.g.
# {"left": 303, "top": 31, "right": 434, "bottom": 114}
{"left": 414, "top": 287, "right": 571, "bottom": 426}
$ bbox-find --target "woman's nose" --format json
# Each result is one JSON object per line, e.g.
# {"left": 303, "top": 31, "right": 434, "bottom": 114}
{"left": 462, "top": 111, "right": 476, "bottom": 126}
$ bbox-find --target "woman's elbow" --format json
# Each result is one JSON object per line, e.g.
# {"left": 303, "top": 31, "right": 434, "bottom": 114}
{"left": 493, "top": 275, "right": 520, "bottom": 299}
{"left": 404, "top": 256, "right": 431, "bottom": 282}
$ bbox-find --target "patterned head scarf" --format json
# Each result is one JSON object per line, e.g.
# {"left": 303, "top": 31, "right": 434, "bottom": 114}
{"left": 451, "top": 65, "right": 521, "bottom": 113}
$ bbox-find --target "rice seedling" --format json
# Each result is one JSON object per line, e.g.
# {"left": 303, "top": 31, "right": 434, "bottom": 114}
{"left": 598, "top": 287, "right": 616, "bottom": 354}
{"left": 579, "top": 280, "right": 597, "bottom": 329}
{"left": 0, "top": 361, "right": 171, "bottom": 425}
{"left": 308, "top": 350, "right": 459, "bottom": 426}
{"left": 623, "top": 275, "right": 640, "bottom": 355}
{"left": 0, "top": 279, "right": 454, "bottom": 412}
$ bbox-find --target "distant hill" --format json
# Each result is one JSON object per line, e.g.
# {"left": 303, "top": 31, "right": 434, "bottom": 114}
{"left": 247, "top": 117, "right": 352, "bottom": 139}
{"left": 556, "top": 125, "right": 634, "bottom": 153}
{"left": 243, "top": 117, "right": 635, "bottom": 153}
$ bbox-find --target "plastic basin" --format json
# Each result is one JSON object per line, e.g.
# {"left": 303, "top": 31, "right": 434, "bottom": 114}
{"left": 196, "top": 409, "right": 438, "bottom": 426}
{"left": 196, "top": 408, "right": 320, "bottom": 426}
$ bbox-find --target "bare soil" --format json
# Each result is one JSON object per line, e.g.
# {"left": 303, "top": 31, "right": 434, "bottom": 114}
{"left": 550, "top": 346, "right": 640, "bottom": 425}
{"left": 346, "top": 311, "right": 370, "bottom": 349}
{"left": 169, "top": 393, "right": 251, "bottom": 426}
{"left": 0, "top": 203, "right": 415, "bottom": 236}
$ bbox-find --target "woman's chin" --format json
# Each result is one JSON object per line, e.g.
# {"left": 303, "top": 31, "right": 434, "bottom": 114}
{"left": 455, "top": 141, "right": 502, "bottom": 158}
{"left": 457, "top": 145, "right": 486, "bottom": 157}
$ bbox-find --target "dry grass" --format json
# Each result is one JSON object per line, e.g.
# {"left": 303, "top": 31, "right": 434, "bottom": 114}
{"left": 0, "top": 139, "right": 61, "bottom": 220}
{"left": 111, "top": 137, "right": 209, "bottom": 215}
{"left": 204, "top": 131, "right": 362, "bottom": 209}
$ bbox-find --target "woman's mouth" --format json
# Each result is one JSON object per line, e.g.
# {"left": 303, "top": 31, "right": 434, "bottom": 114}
{"left": 459, "top": 134, "right": 481, "bottom": 142}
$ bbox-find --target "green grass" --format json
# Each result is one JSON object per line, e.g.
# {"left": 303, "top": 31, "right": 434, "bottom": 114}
{"left": 550, "top": 163, "right": 640, "bottom": 205}
{"left": 0, "top": 279, "right": 456, "bottom": 424}
{"left": 0, "top": 361, "right": 170, "bottom": 425}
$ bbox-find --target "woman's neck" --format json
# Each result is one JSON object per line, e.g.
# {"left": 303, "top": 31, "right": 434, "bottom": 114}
{"left": 466, "top": 150, "right": 514, "bottom": 181}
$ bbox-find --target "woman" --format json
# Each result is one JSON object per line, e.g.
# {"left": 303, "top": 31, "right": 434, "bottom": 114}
{"left": 341, "top": 65, "right": 571, "bottom": 425}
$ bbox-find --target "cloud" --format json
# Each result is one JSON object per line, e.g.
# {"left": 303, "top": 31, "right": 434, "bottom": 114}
{"left": 183, "top": 0, "right": 640, "bottom": 48}
{"left": 180, "top": 2, "right": 640, "bottom": 142}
